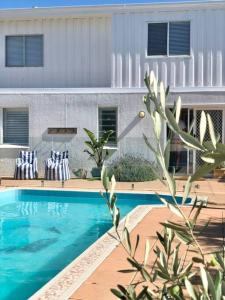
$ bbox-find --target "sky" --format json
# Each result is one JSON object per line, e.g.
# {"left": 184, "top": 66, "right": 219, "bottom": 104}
{"left": 0, "top": 0, "right": 203, "bottom": 9}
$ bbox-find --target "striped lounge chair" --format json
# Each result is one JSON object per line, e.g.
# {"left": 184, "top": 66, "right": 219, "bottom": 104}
{"left": 15, "top": 151, "right": 38, "bottom": 180}
{"left": 45, "top": 150, "right": 71, "bottom": 181}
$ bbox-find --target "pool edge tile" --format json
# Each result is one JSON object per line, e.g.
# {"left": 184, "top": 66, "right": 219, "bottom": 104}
{"left": 29, "top": 205, "right": 152, "bottom": 300}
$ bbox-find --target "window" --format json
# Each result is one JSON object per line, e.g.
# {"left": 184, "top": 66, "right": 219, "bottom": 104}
{"left": 147, "top": 21, "right": 190, "bottom": 56}
{"left": 148, "top": 23, "right": 167, "bottom": 56}
{"left": 6, "top": 35, "right": 43, "bottom": 67}
{"left": 3, "top": 108, "right": 29, "bottom": 146}
{"left": 98, "top": 108, "right": 117, "bottom": 146}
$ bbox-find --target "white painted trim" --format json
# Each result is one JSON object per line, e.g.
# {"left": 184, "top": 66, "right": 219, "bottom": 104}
{"left": 0, "top": 86, "right": 225, "bottom": 95}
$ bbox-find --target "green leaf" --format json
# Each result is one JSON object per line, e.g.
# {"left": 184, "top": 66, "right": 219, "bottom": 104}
{"left": 127, "top": 258, "right": 141, "bottom": 271}
{"left": 164, "top": 139, "right": 171, "bottom": 170}
{"left": 101, "top": 166, "right": 110, "bottom": 191}
{"left": 159, "top": 197, "right": 183, "bottom": 218}
{"left": 152, "top": 72, "right": 157, "bottom": 96}
{"left": 84, "top": 128, "right": 97, "bottom": 144}
{"left": 206, "top": 270, "right": 217, "bottom": 300}
{"left": 215, "top": 253, "right": 225, "bottom": 270}
{"left": 165, "top": 107, "right": 181, "bottom": 132}
{"left": 140, "top": 268, "right": 152, "bottom": 282}
{"left": 179, "top": 130, "right": 204, "bottom": 151}
{"left": 175, "top": 230, "right": 193, "bottom": 245}
{"left": 123, "top": 227, "right": 132, "bottom": 254}
{"left": 143, "top": 134, "right": 157, "bottom": 155}
{"left": 165, "top": 85, "right": 170, "bottom": 96}
{"left": 201, "top": 156, "right": 215, "bottom": 163}
{"left": 118, "top": 269, "right": 136, "bottom": 273}
{"left": 157, "top": 270, "right": 170, "bottom": 280}
{"left": 144, "top": 239, "right": 150, "bottom": 266}
{"left": 189, "top": 117, "right": 195, "bottom": 134}
{"left": 200, "top": 265, "right": 208, "bottom": 294}
{"left": 191, "top": 163, "right": 219, "bottom": 182}
{"left": 182, "top": 176, "right": 192, "bottom": 204}
{"left": 143, "top": 94, "right": 151, "bottom": 114}
{"left": 113, "top": 206, "right": 120, "bottom": 229}
{"left": 207, "top": 113, "right": 217, "bottom": 149}
{"left": 111, "top": 288, "right": 125, "bottom": 299}
{"left": 150, "top": 70, "right": 155, "bottom": 86}
{"left": 153, "top": 111, "right": 161, "bottom": 139}
{"left": 191, "top": 201, "right": 204, "bottom": 227}
{"left": 168, "top": 203, "right": 183, "bottom": 218}
{"left": 175, "top": 96, "right": 181, "bottom": 124}
{"left": 160, "top": 81, "right": 166, "bottom": 111}
{"left": 160, "top": 221, "right": 188, "bottom": 233}
{"left": 200, "top": 111, "right": 207, "bottom": 144}
{"left": 172, "top": 246, "right": 179, "bottom": 275}
{"left": 133, "top": 234, "right": 140, "bottom": 257}
{"left": 110, "top": 175, "right": 116, "bottom": 201}
{"left": 185, "top": 278, "right": 197, "bottom": 300}
{"left": 137, "top": 286, "right": 153, "bottom": 300}
{"left": 157, "top": 158, "right": 176, "bottom": 197}
{"left": 179, "top": 261, "right": 193, "bottom": 278}
{"left": 215, "top": 271, "right": 222, "bottom": 300}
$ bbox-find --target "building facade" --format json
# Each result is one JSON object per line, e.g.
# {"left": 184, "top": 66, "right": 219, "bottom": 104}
{"left": 0, "top": 1, "right": 224, "bottom": 177}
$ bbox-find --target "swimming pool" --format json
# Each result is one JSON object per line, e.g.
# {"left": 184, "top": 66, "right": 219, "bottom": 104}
{"left": 0, "top": 189, "right": 186, "bottom": 300}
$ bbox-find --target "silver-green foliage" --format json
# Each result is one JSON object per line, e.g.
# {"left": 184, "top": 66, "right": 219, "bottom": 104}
{"left": 100, "top": 71, "right": 225, "bottom": 299}
{"left": 109, "top": 155, "right": 157, "bottom": 182}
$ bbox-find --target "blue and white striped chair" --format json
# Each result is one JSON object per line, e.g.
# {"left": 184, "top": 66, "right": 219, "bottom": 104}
{"left": 15, "top": 151, "right": 38, "bottom": 180}
{"left": 45, "top": 150, "right": 71, "bottom": 181}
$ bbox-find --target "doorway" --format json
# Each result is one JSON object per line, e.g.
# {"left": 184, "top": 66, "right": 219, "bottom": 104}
{"left": 167, "top": 108, "right": 224, "bottom": 175}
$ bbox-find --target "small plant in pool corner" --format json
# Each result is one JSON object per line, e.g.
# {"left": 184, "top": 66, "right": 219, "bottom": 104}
{"left": 83, "top": 128, "right": 114, "bottom": 178}
{"left": 100, "top": 71, "right": 225, "bottom": 299}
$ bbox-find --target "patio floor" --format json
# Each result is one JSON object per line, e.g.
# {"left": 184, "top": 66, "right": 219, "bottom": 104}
{"left": 70, "top": 205, "right": 224, "bottom": 300}
{"left": 0, "top": 178, "right": 224, "bottom": 299}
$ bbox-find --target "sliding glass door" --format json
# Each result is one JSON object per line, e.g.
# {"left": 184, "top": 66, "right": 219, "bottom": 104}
{"left": 167, "top": 108, "right": 224, "bottom": 176}
{"left": 167, "top": 108, "right": 194, "bottom": 175}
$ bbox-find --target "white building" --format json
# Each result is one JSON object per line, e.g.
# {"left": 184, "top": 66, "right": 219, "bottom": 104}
{"left": 0, "top": 0, "right": 224, "bottom": 177}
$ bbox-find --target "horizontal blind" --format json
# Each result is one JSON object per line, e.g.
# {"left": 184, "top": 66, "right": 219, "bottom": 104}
{"left": 147, "top": 23, "right": 167, "bottom": 56}
{"left": 99, "top": 108, "right": 117, "bottom": 146}
{"left": 6, "top": 36, "right": 24, "bottom": 67}
{"left": 169, "top": 21, "right": 190, "bottom": 55}
{"left": 3, "top": 108, "right": 29, "bottom": 146}
{"left": 25, "top": 35, "right": 43, "bottom": 67}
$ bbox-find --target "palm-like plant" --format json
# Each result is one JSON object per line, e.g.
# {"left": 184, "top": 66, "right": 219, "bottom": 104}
{"left": 84, "top": 128, "right": 114, "bottom": 169}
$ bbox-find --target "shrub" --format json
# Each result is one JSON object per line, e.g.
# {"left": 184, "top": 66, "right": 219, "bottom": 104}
{"left": 109, "top": 155, "right": 157, "bottom": 182}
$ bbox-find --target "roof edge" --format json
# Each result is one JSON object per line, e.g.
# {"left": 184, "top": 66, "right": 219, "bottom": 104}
{"left": 0, "top": 0, "right": 224, "bottom": 20}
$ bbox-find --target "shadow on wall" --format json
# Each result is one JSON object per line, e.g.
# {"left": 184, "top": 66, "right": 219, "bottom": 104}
{"left": 117, "top": 115, "right": 141, "bottom": 142}
{"left": 0, "top": 149, "right": 20, "bottom": 177}
{"left": 33, "top": 129, "right": 76, "bottom": 157}
{"left": 41, "top": 129, "right": 75, "bottom": 144}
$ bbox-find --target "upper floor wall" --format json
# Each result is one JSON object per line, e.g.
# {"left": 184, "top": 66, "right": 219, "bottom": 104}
{"left": 111, "top": 2, "right": 225, "bottom": 89}
{"left": 0, "top": 15, "right": 111, "bottom": 88}
{"left": 0, "top": 1, "right": 224, "bottom": 89}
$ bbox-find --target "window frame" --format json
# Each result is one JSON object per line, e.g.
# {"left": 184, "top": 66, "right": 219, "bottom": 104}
{"left": 98, "top": 106, "right": 118, "bottom": 148}
{"left": 146, "top": 21, "right": 191, "bottom": 58}
{"left": 5, "top": 34, "right": 44, "bottom": 68}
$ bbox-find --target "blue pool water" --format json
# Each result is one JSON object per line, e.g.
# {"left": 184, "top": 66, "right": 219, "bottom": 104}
{"left": 0, "top": 189, "right": 186, "bottom": 300}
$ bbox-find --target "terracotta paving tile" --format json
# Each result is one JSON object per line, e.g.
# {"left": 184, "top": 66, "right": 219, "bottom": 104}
{"left": 69, "top": 205, "right": 225, "bottom": 300}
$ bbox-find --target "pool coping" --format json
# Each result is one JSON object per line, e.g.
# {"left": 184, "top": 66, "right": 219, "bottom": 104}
{"left": 28, "top": 204, "right": 153, "bottom": 300}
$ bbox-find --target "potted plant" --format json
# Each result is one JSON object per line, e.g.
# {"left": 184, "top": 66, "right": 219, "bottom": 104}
{"left": 213, "top": 162, "right": 225, "bottom": 178}
{"left": 83, "top": 128, "right": 114, "bottom": 178}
